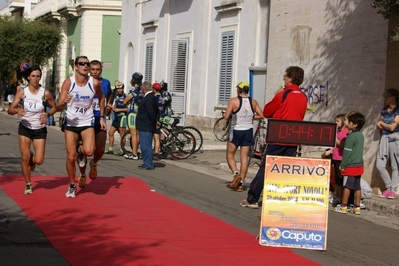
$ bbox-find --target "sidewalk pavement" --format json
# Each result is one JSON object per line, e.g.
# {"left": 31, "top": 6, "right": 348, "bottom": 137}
{"left": 171, "top": 130, "right": 399, "bottom": 218}
{"left": 2, "top": 107, "right": 399, "bottom": 218}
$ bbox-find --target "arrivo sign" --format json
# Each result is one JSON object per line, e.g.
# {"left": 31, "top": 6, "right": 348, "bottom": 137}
{"left": 266, "top": 119, "right": 337, "bottom": 147}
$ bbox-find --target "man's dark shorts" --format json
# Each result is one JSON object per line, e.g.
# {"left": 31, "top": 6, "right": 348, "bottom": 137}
{"left": 64, "top": 125, "right": 93, "bottom": 135}
{"left": 229, "top": 128, "right": 254, "bottom": 147}
{"left": 18, "top": 123, "right": 47, "bottom": 139}
{"left": 343, "top": 175, "right": 361, "bottom": 190}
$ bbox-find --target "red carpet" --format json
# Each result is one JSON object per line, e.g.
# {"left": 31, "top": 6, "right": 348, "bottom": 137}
{"left": 0, "top": 175, "right": 318, "bottom": 266}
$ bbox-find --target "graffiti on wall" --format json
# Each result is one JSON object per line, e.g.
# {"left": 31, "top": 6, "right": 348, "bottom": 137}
{"left": 300, "top": 81, "right": 329, "bottom": 107}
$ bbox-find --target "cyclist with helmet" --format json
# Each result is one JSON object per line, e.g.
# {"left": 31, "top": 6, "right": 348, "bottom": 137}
{"left": 104, "top": 81, "right": 127, "bottom": 156}
{"left": 123, "top": 72, "right": 144, "bottom": 160}
{"left": 160, "top": 81, "right": 172, "bottom": 124}
{"left": 152, "top": 82, "right": 164, "bottom": 158}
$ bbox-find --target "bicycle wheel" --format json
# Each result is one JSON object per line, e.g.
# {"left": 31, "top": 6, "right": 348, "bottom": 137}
{"left": 120, "top": 131, "right": 132, "bottom": 154}
{"left": 167, "top": 130, "right": 196, "bottom": 159}
{"left": 213, "top": 117, "right": 230, "bottom": 142}
{"left": 182, "top": 126, "right": 203, "bottom": 153}
{"left": 158, "top": 127, "right": 170, "bottom": 155}
{"left": 254, "top": 126, "right": 267, "bottom": 158}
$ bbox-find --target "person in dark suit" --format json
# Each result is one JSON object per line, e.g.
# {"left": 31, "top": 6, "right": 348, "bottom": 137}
{"left": 136, "top": 81, "right": 160, "bottom": 170}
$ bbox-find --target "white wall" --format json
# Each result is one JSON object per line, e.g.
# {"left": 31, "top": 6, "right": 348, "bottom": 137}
{"left": 119, "top": 0, "right": 392, "bottom": 186}
{"left": 119, "top": 0, "right": 265, "bottom": 122}
{"left": 266, "top": 0, "right": 389, "bottom": 185}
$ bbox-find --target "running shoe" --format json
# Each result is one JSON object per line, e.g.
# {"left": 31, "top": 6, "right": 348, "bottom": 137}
{"left": 388, "top": 191, "right": 397, "bottom": 199}
{"left": 24, "top": 183, "right": 33, "bottom": 194}
{"left": 236, "top": 181, "right": 244, "bottom": 192}
{"left": 65, "top": 184, "right": 77, "bottom": 198}
{"left": 332, "top": 198, "right": 341, "bottom": 207}
{"left": 104, "top": 149, "right": 114, "bottom": 154}
{"left": 332, "top": 204, "right": 347, "bottom": 214}
{"left": 352, "top": 207, "right": 361, "bottom": 215}
{"left": 89, "top": 160, "right": 97, "bottom": 180}
{"left": 77, "top": 150, "right": 87, "bottom": 168}
{"left": 124, "top": 153, "right": 132, "bottom": 159}
{"left": 229, "top": 173, "right": 242, "bottom": 189}
{"left": 359, "top": 200, "right": 366, "bottom": 209}
{"left": 379, "top": 190, "right": 391, "bottom": 198}
{"left": 239, "top": 200, "right": 259, "bottom": 209}
{"left": 131, "top": 154, "right": 139, "bottom": 160}
{"left": 115, "top": 150, "right": 125, "bottom": 156}
{"left": 78, "top": 175, "right": 86, "bottom": 188}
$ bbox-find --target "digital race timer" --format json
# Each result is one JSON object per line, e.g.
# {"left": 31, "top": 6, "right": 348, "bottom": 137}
{"left": 266, "top": 119, "right": 337, "bottom": 147}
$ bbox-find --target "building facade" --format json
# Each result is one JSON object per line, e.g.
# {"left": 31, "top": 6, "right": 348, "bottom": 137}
{"left": 1, "top": 0, "right": 122, "bottom": 91}
{"left": 119, "top": 0, "right": 398, "bottom": 189}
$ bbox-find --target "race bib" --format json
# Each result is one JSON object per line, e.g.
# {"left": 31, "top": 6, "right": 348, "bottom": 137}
{"left": 92, "top": 98, "right": 100, "bottom": 111}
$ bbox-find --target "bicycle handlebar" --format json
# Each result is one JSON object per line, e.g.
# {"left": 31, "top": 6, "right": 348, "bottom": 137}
{"left": 171, "top": 109, "right": 184, "bottom": 117}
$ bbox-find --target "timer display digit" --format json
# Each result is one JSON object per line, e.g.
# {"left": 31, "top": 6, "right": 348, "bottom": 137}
{"left": 266, "top": 119, "right": 337, "bottom": 147}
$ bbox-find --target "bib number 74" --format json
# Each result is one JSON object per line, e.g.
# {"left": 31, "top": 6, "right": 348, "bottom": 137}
{"left": 75, "top": 107, "right": 87, "bottom": 114}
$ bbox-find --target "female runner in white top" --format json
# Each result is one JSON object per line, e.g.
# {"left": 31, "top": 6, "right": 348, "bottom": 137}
{"left": 8, "top": 65, "right": 57, "bottom": 194}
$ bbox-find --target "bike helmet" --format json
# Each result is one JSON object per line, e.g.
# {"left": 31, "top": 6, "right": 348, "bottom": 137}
{"left": 152, "top": 82, "right": 162, "bottom": 91}
{"left": 161, "top": 81, "right": 168, "bottom": 91}
{"left": 132, "top": 72, "right": 143, "bottom": 80}
{"left": 115, "top": 80, "right": 124, "bottom": 89}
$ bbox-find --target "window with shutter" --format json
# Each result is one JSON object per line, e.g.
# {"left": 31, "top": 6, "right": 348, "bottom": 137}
{"left": 219, "top": 31, "right": 235, "bottom": 105}
{"left": 145, "top": 42, "right": 154, "bottom": 82}
{"left": 169, "top": 39, "right": 189, "bottom": 124}
{"left": 170, "top": 39, "right": 188, "bottom": 93}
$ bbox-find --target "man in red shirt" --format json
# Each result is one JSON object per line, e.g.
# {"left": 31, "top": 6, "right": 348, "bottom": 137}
{"left": 240, "top": 66, "right": 308, "bottom": 209}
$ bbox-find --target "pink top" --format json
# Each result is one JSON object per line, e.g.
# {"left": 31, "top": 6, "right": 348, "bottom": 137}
{"left": 332, "top": 128, "right": 349, "bottom": 161}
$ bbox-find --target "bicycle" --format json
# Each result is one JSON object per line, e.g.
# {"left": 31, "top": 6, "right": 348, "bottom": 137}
{"left": 120, "top": 123, "right": 196, "bottom": 160}
{"left": 213, "top": 110, "right": 230, "bottom": 142}
{"left": 248, "top": 119, "right": 267, "bottom": 166}
{"left": 158, "top": 124, "right": 196, "bottom": 159}
{"left": 120, "top": 130, "right": 133, "bottom": 156}
{"left": 166, "top": 111, "right": 203, "bottom": 153}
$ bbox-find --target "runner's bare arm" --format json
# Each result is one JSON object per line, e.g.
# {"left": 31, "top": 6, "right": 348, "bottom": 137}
{"left": 56, "top": 78, "right": 72, "bottom": 111}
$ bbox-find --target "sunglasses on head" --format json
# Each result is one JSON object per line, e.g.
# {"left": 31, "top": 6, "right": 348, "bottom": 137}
{"left": 77, "top": 62, "right": 90, "bottom": 67}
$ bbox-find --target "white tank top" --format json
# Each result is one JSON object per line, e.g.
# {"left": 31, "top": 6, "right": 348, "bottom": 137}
{"left": 231, "top": 97, "right": 254, "bottom": 131}
{"left": 21, "top": 87, "right": 46, "bottom": 130}
{"left": 66, "top": 76, "right": 95, "bottom": 127}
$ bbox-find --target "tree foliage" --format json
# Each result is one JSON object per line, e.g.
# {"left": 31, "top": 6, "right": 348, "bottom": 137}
{"left": 371, "top": 0, "right": 399, "bottom": 41}
{"left": 371, "top": 0, "right": 399, "bottom": 19}
{"left": 0, "top": 16, "right": 63, "bottom": 80}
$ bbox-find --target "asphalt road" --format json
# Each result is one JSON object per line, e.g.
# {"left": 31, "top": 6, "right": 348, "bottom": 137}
{"left": 1, "top": 111, "right": 399, "bottom": 265}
